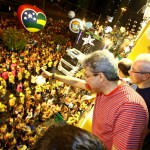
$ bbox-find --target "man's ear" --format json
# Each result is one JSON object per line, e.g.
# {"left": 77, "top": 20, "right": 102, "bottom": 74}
{"left": 144, "top": 74, "right": 150, "bottom": 80}
{"left": 98, "top": 72, "right": 105, "bottom": 82}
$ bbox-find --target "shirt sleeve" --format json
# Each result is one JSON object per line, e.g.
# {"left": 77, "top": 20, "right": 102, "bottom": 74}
{"left": 113, "top": 103, "right": 148, "bottom": 150}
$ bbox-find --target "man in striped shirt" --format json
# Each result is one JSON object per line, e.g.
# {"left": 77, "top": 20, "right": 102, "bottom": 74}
{"left": 42, "top": 50, "right": 148, "bottom": 150}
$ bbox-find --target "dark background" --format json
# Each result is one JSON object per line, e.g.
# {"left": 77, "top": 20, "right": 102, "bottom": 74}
{"left": 0, "top": 0, "right": 147, "bottom": 32}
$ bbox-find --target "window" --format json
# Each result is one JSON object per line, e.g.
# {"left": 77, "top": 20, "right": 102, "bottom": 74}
{"left": 63, "top": 54, "right": 78, "bottom": 66}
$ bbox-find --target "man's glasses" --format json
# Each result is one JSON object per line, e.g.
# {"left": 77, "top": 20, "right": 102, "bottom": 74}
{"left": 130, "top": 68, "right": 150, "bottom": 74}
{"left": 84, "top": 72, "right": 99, "bottom": 78}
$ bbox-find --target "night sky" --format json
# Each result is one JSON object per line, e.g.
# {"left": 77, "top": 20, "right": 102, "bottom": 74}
{"left": 68, "top": 0, "right": 147, "bottom": 26}
{"left": 0, "top": 0, "right": 147, "bottom": 17}
{"left": 73, "top": 0, "right": 146, "bottom": 14}
{"left": 0, "top": 0, "right": 147, "bottom": 27}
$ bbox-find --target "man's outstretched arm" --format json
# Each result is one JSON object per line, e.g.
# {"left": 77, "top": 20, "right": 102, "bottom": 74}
{"left": 41, "top": 68, "right": 87, "bottom": 90}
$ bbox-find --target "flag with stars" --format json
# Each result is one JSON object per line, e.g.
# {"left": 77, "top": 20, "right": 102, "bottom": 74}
{"left": 17, "top": 4, "right": 47, "bottom": 32}
{"left": 21, "top": 9, "right": 46, "bottom": 32}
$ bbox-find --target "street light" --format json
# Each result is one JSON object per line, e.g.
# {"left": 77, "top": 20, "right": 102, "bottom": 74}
{"left": 121, "top": 7, "right": 126, "bottom": 13}
{"left": 116, "top": 7, "right": 126, "bottom": 25}
{"left": 103, "top": 38, "right": 112, "bottom": 50}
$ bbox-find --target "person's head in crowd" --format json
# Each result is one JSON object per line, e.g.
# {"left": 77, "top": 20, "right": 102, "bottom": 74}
{"left": 118, "top": 58, "right": 132, "bottom": 78}
{"left": 82, "top": 50, "right": 119, "bottom": 93}
{"left": 0, "top": 124, "right": 7, "bottom": 133}
{"left": 129, "top": 54, "right": 150, "bottom": 88}
{"left": 31, "top": 124, "right": 106, "bottom": 150}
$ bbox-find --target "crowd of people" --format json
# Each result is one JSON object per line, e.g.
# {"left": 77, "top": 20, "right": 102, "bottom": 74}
{"left": 0, "top": 9, "right": 150, "bottom": 150}
{"left": 0, "top": 14, "right": 95, "bottom": 149}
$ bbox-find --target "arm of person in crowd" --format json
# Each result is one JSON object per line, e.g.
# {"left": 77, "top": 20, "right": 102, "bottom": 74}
{"left": 41, "top": 68, "right": 87, "bottom": 90}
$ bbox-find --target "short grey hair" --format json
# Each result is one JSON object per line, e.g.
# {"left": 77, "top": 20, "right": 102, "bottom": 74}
{"left": 135, "top": 54, "right": 150, "bottom": 72}
{"left": 83, "top": 50, "right": 119, "bottom": 81}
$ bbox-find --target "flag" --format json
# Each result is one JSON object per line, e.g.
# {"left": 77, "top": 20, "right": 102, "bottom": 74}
{"left": 21, "top": 9, "right": 47, "bottom": 32}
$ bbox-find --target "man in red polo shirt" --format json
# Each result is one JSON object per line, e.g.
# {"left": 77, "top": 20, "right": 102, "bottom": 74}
{"left": 42, "top": 50, "right": 148, "bottom": 150}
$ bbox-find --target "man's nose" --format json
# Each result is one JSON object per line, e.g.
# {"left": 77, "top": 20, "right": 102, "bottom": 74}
{"left": 128, "top": 69, "right": 131, "bottom": 75}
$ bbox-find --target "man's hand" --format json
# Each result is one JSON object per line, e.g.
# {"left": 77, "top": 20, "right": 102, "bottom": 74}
{"left": 41, "top": 67, "right": 52, "bottom": 79}
{"left": 81, "top": 95, "right": 93, "bottom": 101}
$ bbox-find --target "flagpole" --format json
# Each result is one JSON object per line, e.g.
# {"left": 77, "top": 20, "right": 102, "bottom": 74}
{"left": 97, "top": 13, "right": 101, "bottom": 22}
{"left": 42, "top": 0, "right": 46, "bottom": 10}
